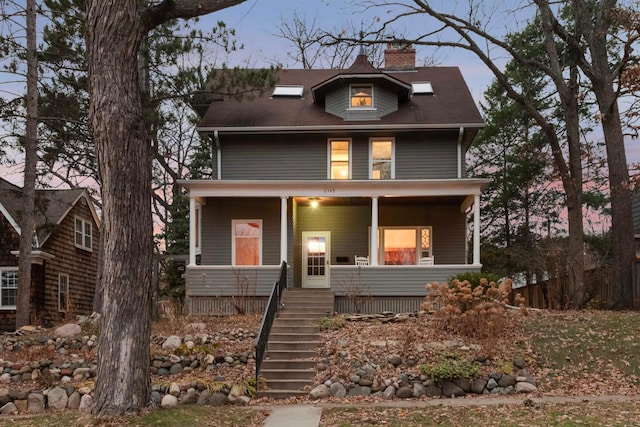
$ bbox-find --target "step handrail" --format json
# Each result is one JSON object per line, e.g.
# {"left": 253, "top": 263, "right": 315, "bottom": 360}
{"left": 254, "top": 260, "right": 287, "bottom": 388}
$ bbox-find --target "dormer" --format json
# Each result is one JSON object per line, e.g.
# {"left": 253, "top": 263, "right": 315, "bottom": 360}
{"left": 311, "top": 53, "right": 411, "bottom": 121}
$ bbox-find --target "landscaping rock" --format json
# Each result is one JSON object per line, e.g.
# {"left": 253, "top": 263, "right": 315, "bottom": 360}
{"left": 442, "top": 381, "right": 465, "bottom": 397}
{"left": 395, "top": 386, "right": 412, "bottom": 399}
{"left": 412, "top": 383, "right": 426, "bottom": 397}
{"left": 498, "top": 374, "right": 516, "bottom": 387}
{"left": 27, "top": 392, "right": 45, "bottom": 413}
{"left": 161, "top": 394, "right": 178, "bottom": 407}
{"left": 162, "top": 336, "right": 182, "bottom": 350}
{"left": 47, "top": 386, "right": 68, "bottom": 410}
{"left": 208, "top": 392, "right": 228, "bottom": 407}
{"left": 67, "top": 391, "right": 81, "bottom": 410}
{"left": 79, "top": 394, "right": 94, "bottom": 411}
{"left": 348, "top": 386, "right": 371, "bottom": 397}
{"left": 471, "top": 378, "right": 487, "bottom": 394}
{"left": 0, "top": 402, "right": 17, "bottom": 415}
{"left": 515, "top": 382, "right": 538, "bottom": 393}
{"left": 330, "top": 382, "right": 346, "bottom": 398}
{"left": 53, "top": 324, "right": 81, "bottom": 338}
{"left": 387, "top": 354, "right": 402, "bottom": 367}
{"left": 425, "top": 385, "right": 442, "bottom": 397}
{"left": 309, "top": 385, "right": 330, "bottom": 400}
{"left": 382, "top": 385, "right": 396, "bottom": 399}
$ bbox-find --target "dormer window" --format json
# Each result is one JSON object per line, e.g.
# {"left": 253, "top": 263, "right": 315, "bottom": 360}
{"left": 350, "top": 85, "right": 373, "bottom": 108}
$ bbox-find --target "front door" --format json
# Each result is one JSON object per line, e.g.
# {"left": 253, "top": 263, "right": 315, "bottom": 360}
{"left": 302, "top": 231, "right": 330, "bottom": 288}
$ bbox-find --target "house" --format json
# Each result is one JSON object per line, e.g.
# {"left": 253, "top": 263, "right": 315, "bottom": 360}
{"left": 179, "top": 43, "right": 490, "bottom": 314}
{"left": 0, "top": 178, "right": 100, "bottom": 330}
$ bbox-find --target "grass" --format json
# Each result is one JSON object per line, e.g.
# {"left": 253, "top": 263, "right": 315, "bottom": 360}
{"left": 523, "top": 311, "right": 640, "bottom": 391}
{"left": 318, "top": 401, "right": 640, "bottom": 426}
{"left": 0, "top": 406, "right": 268, "bottom": 427}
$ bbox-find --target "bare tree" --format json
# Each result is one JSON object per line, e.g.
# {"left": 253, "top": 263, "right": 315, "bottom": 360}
{"left": 350, "top": 0, "right": 638, "bottom": 308}
{"left": 85, "top": 0, "right": 247, "bottom": 416}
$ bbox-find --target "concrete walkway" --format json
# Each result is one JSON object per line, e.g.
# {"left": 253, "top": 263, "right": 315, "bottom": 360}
{"left": 262, "top": 404, "right": 323, "bottom": 427}
{"left": 259, "top": 394, "right": 640, "bottom": 427}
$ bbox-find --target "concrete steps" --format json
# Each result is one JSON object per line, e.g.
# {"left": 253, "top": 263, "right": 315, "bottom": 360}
{"left": 258, "top": 288, "right": 334, "bottom": 399}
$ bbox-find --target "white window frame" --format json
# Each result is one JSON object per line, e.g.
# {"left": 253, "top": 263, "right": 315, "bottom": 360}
{"left": 0, "top": 268, "right": 18, "bottom": 309}
{"left": 369, "top": 138, "right": 395, "bottom": 179}
{"left": 349, "top": 84, "right": 374, "bottom": 109}
{"left": 58, "top": 273, "right": 69, "bottom": 312}
{"left": 74, "top": 216, "right": 93, "bottom": 252}
{"left": 375, "top": 226, "right": 433, "bottom": 265}
{"left": 231, "top": 219, "right": 263, "bottom": 266}
{"left": 328, "top": 139, "right": 352, "bottom": 180}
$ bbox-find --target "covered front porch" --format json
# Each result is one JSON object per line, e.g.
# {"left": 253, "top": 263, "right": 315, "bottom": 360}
{"left": 180, "top": 179, "right": 488, "bottom": 315}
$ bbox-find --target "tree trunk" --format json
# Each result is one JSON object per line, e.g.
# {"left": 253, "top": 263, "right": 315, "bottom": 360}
{"left": 86, "top": 1, "right": 153, "bottom": 415}
{"left": 16, "top": 0, "right": 39, "bottom": 328}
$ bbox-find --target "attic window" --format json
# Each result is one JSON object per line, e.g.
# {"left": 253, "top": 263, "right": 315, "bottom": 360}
{"left": 350, "top": 84, "right": 373, "bottom": 108}
{"left": 272, "top": 85, "right": 304, "bottom": 97}
{"left": 411, "top": 82, "right": 434, "bottom": 95}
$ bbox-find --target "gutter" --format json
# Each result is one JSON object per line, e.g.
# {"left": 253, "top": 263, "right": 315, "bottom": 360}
{"left": 457, "top": 127, "right": 464, "bottom": 179}
{"left": 196, "top": 123, "right": 484, "bottom": 135}
{"left": 214, "top": 130, "right": 221, "bottom": 180}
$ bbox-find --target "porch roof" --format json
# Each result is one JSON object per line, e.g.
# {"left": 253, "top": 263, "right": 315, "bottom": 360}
{"left": 178, "top": 178, "right": 490, "bottom": 199}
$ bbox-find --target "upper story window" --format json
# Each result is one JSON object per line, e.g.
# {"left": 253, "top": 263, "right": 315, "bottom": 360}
{"left": 329, "top": 139, "right": 351, "bottom": 179}
{"left": 370, "top": 139, "right": 394, "bottom": 179}
{"left": 350, "top": 84, "right": 373, "bottom": 108}
{"left": 0, "top": 269, "right": 17, "bottom": 309}
{"left": 232, "top": 219, "right": 262, "bottom": 266}
{"left": 74, "top": 216, "right": 93, "bottom": 251}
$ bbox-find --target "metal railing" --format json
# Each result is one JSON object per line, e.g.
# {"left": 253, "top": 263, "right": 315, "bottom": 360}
{"left": 254, "top": 261, "right": 287, "bottom": 387}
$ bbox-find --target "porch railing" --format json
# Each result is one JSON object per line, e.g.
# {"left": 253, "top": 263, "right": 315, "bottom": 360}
{"left": 254, "top": 260, "right": 287, "bottom": 388}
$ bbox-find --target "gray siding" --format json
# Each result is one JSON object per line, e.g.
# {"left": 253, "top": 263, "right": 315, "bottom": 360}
{"left": 220, "top": 135, "right": 326, "bottom": 180}
{"left": 326, "top": 86, "right": 398, "bottom": 121}
{"left": 396, "top": 132, "right": 458, "bottom": 179}
{"left": 216, "top": 131, "right": 461, "bottom": 181}
{"left": 201, "top": 197, "right": 281, "bottom": 265}
{"left": 330, "top": 264, "right": 479, "bottom": 296}
{"left": 185, "top": 266, "right": 281, "bottom": 296}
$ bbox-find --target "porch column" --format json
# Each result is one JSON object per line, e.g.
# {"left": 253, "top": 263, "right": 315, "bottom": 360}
{"left": 189, "top": 196, "right": 196, "bottom": 266}
{"left": 280, "top": 196, "right": 288, "bottom": 263}
{"left": 370, "top": 196, "right": 379, "bottom": 266}
{"left": 473, "top": 194, "right": 481, "bottom": 265}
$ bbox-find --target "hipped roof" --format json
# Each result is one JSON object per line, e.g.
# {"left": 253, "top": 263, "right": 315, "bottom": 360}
{"left": 197, "top": 58, "right": 484, "bottom": 133}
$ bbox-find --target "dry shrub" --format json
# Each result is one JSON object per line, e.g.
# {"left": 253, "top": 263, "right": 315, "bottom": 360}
{"left": 422, "top": 278, "right": 526, "bottom": 340}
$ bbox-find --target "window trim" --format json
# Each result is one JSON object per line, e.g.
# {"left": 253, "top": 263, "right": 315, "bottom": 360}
{"left": 58, "top": 273, "right": 69, "bottom": 312}
{"left": 375, "top": 226, "right": 433, "bottom": 265}
{"left": 231, "top": 219, "right": 263, "bottom": 266}
{"left": 195, "top": 203, "right": 202, "bottom": 256}
{"left": 0, "top": 268, "right": 18, "bottom": 310}
{"left": 349, "top": 84, "right": 374, "bottom": 109}
{"left": 369, "top": 138, "right": 395, "bottom": 179}
{"left": 328, "top": 139, "right": 352, "bottom": 180}
{"left": 74, "top": 216, "right": 93, "bottom": 252}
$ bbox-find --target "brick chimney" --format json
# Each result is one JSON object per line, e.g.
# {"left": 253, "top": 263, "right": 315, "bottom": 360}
{"left": 384, "top": 42, "right": 416, "bottom": 70}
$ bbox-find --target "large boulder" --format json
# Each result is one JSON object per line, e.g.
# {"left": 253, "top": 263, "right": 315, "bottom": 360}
{"left": 53, "top": 323, "right": 81, "bottom": 338}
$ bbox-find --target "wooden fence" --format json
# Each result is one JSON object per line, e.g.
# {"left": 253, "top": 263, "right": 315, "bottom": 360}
{"left": 512, "top": 263, "right": 640, "bottom": 309}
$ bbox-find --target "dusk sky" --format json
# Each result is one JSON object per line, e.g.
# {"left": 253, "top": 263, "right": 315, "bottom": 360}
{"left": 1, "top": 0, "right": 638, "bottom": 185}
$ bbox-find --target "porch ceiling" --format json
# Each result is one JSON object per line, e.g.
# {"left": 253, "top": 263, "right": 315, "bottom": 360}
{"left": 179, "top": 178, "right": 491, "bottom": 199}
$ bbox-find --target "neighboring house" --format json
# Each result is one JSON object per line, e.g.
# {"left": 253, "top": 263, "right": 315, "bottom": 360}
{"left": 179, "top": 43, "right": 490, "bottom": 314}
{"left": 0, "top": 178, "right": 100, "bottom": 330}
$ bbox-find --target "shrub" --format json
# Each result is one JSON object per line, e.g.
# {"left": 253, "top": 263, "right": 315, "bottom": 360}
{"left": 422, "top": 277, "right": 526, "bottom": 340}
{"left": 420, "top": 351, "right": 480, "bottom": 382}
{"left": 319, "top": 315, "right": 345, "bottom": 331}
{"left": 449, "top": 271, "right": 502, "bottom": 288}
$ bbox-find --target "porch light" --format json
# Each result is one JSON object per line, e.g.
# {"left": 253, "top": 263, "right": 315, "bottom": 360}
{"left": 310, "top": 198, "right": 319, "bottom": 208}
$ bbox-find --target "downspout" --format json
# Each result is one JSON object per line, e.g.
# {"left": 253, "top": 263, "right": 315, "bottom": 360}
{"left": 457, "top": 127, "right": 464, "bottom": 179}
{"left": 213, "top": 130, "right": 221, "bottom": 180}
